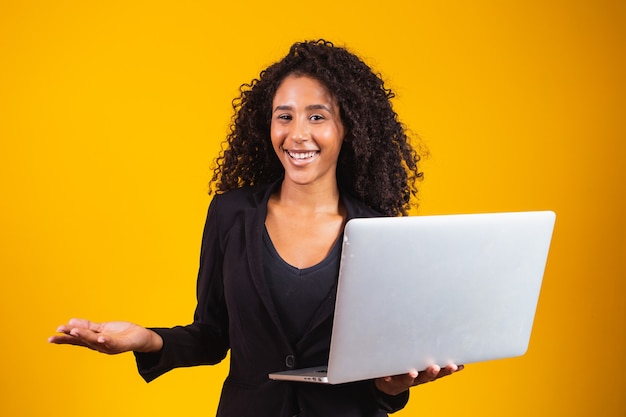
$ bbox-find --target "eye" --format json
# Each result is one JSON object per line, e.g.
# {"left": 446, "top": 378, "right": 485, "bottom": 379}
{"left": 276, "top": 114, "right": 292, "bottom": 121}
{"left": 310, "top": 114, "right": 325, "bottom": 122}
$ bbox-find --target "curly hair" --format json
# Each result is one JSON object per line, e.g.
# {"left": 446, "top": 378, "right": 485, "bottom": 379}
{"left": 210, "top": 39, "right": 423, "bottom": 216}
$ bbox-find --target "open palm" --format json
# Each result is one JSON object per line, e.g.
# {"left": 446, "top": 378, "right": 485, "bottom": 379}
{"left": 49, "top": 318, "right": 161, "bottom": 354}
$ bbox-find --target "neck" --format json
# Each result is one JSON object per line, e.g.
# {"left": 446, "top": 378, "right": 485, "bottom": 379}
{"left": 275, "top": 179, "right": 341, "bottom": 214}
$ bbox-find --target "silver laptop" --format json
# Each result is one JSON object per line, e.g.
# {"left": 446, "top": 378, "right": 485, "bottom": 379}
{"left": 269, "top": 211, "right": 556, "bottom": 385}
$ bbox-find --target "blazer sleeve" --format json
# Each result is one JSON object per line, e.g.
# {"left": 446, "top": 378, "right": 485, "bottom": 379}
{"left": 371, "top": 381, "right": 410, "bottom": 413}
{"left": 134, "top": 196, "right": 230, "bottom": 382}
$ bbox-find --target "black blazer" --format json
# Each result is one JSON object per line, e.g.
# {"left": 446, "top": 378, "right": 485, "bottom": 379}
{"left": 135, "top": 181, "right": 409, "bottom": 416}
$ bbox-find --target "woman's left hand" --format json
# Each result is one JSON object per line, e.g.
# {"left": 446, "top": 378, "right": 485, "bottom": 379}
{"left": 375, "top": 364, "right": 464, "bottom": 396}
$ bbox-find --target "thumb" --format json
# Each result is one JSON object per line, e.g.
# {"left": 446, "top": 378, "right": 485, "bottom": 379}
{"left": 93, "top": 335, "right": 130, "bottom": 354}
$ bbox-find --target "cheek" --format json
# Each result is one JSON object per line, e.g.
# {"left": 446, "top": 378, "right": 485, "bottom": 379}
{"left": 270, "top": 126, "right": 285, "bottom": 153}
{"left": 324, "top": 128, "right": 344, "bottom": 150}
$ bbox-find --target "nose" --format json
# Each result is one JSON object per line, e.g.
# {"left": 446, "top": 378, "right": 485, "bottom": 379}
{"left": 290, "top": 119, "right": 309, "bottom": 143}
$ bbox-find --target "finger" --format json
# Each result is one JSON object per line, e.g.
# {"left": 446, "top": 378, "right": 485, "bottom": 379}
{"left": 48, "top": 334, "right": 90, "bottom": 347}
{"left": 413, "top": 365, "right": 441, "bottom": 385}
{"left": 65, "top": 326, "right": 111, "bottom": 351}
{"left": 93, "top": 335, "right": 126, "bottom": 354}
{"left": 54, "top": 325, "right": 74, "bottom": 335}
{"left": 379, "top": 370, "right": 419, "bottom": 390}
{"left": 55, "top": 319, "right": 101, "bottom": 335}
{"left": 50, "top": 331, "right": 121, "bottom": 354}
{"left": 436, "top": 364, "right": 464, "bottom": 379}
{"left": 416, "top": 364, "right": 465, "bottom": 385}
{"left": 72, "top": 328, "right": 124, "bottom": 353}
{"left": 68, "top": 318, "right": 103, "bottom": 332}
{"left": 434, "top": 364, "right": 456, "bottom": 378}
{"left": 444, "top": 363, "right": 460, "bottom": 374}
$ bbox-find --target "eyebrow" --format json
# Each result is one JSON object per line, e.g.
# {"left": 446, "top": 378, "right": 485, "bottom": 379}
{"left": 273, "top": 104, "right": 334, "bottom": 113}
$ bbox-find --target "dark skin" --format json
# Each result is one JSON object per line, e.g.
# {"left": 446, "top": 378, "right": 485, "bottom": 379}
{"left": 48, "top": 318, "right": 463, "bottom": 396}
{"left": 49, "top": 74, "right": 463, "bottom": 398}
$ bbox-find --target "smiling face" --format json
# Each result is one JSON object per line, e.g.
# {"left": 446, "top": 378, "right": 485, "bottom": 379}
{"left": 270, "top": 74, "right": 345, "bottom": 190}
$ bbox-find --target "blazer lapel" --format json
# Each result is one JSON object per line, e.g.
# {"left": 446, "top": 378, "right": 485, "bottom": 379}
{"left": 244, "top": 182, "right": 291, "bottom": 344}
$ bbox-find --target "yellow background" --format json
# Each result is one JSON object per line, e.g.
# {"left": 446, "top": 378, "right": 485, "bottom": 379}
{"left": 1, "top": 1, "right": 624, "bottom": 416}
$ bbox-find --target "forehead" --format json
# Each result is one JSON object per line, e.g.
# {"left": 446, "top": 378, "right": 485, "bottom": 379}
{"left": 273, "top": 75, "right": 335, "bottom": 105}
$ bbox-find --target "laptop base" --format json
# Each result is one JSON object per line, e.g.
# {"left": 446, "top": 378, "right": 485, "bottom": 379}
{"left": 269, "top": 366, "right": 329, "bottom": 384}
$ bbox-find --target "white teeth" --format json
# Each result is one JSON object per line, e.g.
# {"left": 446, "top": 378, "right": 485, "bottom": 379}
{"left": 287, "top": 150, "right": 317, "bottom": 160}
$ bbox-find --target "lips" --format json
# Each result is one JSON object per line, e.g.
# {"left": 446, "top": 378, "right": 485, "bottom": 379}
{"left": 285, "top": 150, "right": 319, "bottom": 160}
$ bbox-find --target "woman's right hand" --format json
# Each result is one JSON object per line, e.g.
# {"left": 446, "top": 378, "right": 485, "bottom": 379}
{"left": 48, "top": 318, "right": 163, "bottom": 354}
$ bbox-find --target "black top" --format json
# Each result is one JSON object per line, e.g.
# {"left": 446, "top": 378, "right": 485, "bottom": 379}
{"left": 134, "top": 181, "right": 409, "bottom": 416}
{"left": 263, "top": 227, "right": 341, "bottom": 345}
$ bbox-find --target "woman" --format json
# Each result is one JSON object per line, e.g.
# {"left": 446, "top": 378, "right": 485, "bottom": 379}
{"left": 49, "top": 40, "right": 462, "bottom": 416}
